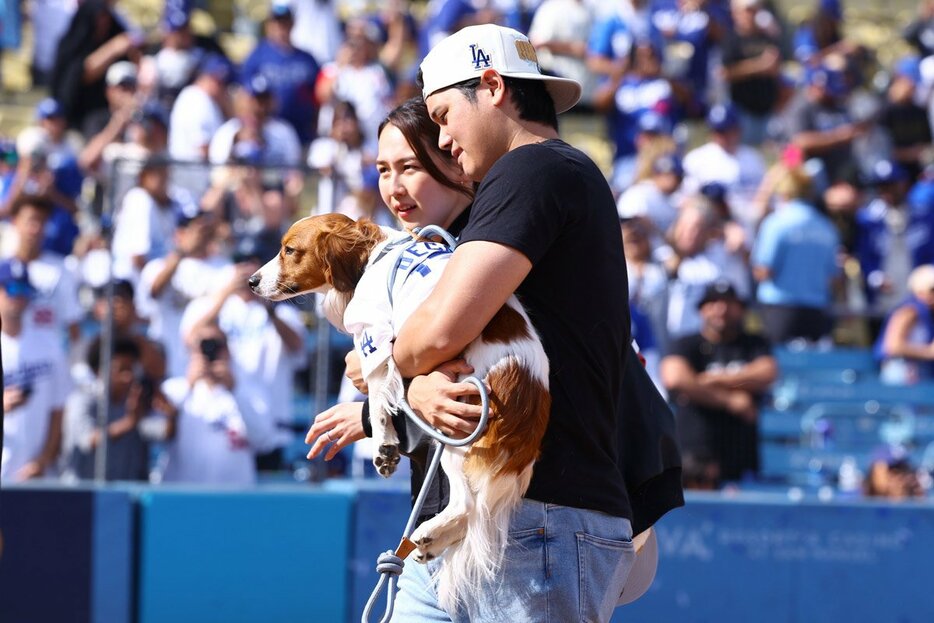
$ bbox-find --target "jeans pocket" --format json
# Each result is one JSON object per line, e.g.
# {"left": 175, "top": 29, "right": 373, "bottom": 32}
{"left": 576, "top": 532, "right": 635, "bottom": 623}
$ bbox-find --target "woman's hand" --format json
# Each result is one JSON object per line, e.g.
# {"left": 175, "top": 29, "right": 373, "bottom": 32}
{"left": 407, "top": 359, "right": 484, "bottom": 439}
{"left": 306, "top": 402, "right": 366, "bottom": 461}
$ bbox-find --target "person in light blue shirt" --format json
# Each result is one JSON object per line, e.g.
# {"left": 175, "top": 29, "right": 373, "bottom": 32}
{"left": 752, "top": 164, "right": 841, "bottom": 343}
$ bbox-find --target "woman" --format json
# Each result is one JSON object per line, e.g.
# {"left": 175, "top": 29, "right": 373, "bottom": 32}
{"left": 751, "top": 164, "right": 842, "bottom": 344}
{"left": 876, "top": 264, "right": 934, "bottom": 384}
{"left": 304, "top": 97, "right": 474, "bottom": 522}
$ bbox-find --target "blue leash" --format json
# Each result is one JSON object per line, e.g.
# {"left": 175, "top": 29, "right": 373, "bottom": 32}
{"left": 361, "top": 226, "right": 489, "bottom": 623}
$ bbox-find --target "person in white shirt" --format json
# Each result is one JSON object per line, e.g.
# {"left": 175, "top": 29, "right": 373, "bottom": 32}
{"left": 528, "top": 0, "right": 597, "bottom": 105}
{"left": 159, "top": 324, "right": 255, "bottom": 486}
{"left": 1, "top": 259, "right": 70, "bottom": 482}
{"left": 3, "top": 194, "right": 82, "bottom": 344}
{"left": 181, "top": 240, "right": 307, "bottom": 471}
{"left": 665, "top": 198, "right": 751, "bottom": 339}
{"left": 682, "top": 103, "right": 767, "bottom": 233}
{"left": 168, "top": 54, "right": 231, "bottom": 163}
{"left": 137, "top": 206, "right": 230, "bottom": 378}
{"left": 111, "top": 156, "right": 195, "bottom": 282}
{"left": 617, "top": 152, "right": 684, "bottom": 248}
{"left": 208, "top": 76, "right": 302, "bottom": 168}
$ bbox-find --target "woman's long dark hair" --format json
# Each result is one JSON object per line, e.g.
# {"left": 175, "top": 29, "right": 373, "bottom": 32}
{"left": 377, "top": 98, "right": 474, "bottom": 201}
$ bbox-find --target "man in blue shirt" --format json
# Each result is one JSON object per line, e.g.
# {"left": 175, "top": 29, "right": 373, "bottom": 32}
{"left": 240, "top": 0, "right": 320, "bottom": 145}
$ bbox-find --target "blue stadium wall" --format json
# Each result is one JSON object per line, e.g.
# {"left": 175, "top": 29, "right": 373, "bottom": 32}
{"left": 1, "top": 484, "right": 932, "bottom": 623}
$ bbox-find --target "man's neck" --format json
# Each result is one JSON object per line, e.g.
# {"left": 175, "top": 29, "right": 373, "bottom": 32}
{"left": 16, "top": 245, "right": 41, "bottom": 263}
{"left": 2, "top": 318, "right": 22, "bottom": 338}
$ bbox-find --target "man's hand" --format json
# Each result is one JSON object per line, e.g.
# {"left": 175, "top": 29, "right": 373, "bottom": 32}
{"left": 14, "top": 460, "right": 45, "bottom": 481}
{"left": 725, "top": 390, "right": 758, "bottom": 423}
{"left": 306, "top": 402, "right": 366, "bottom": 461}
{"left": 407, "top": 359, "right": 484, "bottom": 438}
{"left": 4, "top": 386, "right": 28, "bottom": 412}
{"left": 345, "top": 350, "right": 367, "bottom": 395}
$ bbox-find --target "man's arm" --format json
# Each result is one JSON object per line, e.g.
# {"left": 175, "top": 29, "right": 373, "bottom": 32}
{"left": 393, "top": 240, "right": 532, "bottom": 378}
{"left": 660, "top": 354, "right": 757, "bottom": 422}
{"left": 695, "top": 355, "right": 778, "bottom": 394}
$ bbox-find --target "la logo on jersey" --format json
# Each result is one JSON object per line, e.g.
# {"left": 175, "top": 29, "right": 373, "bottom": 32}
{"left": 470, "top": 44, "right": 492, "bottom": 70}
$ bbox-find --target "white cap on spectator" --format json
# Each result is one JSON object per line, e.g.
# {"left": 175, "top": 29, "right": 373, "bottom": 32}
{"left": 420, "top": 24, "right": 581, "bottom": 114}
{"left": 106, "top": 61, "right": 138, "bottom": 87}
{"left": 731, "top": 0, "right": 761, "bottom": 8}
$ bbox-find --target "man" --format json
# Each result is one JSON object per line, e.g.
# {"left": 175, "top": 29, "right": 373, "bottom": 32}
{"left": 389, "top": 24, "right": 681, "bottom": 622}
{"left": 682, "top": 103, "right": 767, "bottom": 233}
{"left": 720, "top": 0, "right": 784, "bottom": 145}
{"left": 181, "top": 235, "right": 306, "bottom": 473}
{"left": 240, "top": 0, "right": 321, "bottom": 145}
{"left": 168, "top": 54, "right": 231, "bottom": 164}
{"left": 137, "top": 206, "right": 229, "bottom": 379}
{"left": 660, "top": 280, "right": 777, "bottom": 487}
{"left": 0, "top": 258, "right": 69, "bottom": 482}
{"left": 159, "top": 323, "right": 254, "bottom": 485}
{"left": 2, "top": 194, "right": 82, "bottom": 345}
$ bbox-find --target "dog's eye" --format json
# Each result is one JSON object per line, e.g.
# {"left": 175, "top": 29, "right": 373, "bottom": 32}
{"left": 284, "top": 246, "right": 295, "bottom": 256}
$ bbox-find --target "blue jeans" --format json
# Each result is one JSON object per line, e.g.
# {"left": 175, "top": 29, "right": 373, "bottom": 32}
{"left": 392, "top": 499, "right": 635, "bottom": 622}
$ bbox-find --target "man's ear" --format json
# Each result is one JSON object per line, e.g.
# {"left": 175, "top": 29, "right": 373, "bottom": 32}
{"left": 480, "top": 69, "right": 507, "bottom": 106}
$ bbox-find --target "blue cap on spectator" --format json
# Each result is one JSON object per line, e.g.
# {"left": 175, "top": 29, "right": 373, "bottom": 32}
{"left": 36, "top": 97, "right": 64, "bottom": 120}
{"left": 199, "top": 53, "right": 233, "bottom": 83}
{"left": 808, "top": 65, "right": 849, "bottom": 97}
{"left": 638, "top": 110, "right": 671, "bottom": 135}
{"left": 162, "top": 5, "right": 189, "bottom": 31}
{"left": 176, "top": 201, "right": 210, "bottom": 228}
{"left": 652, "top": 153, "right": 683, "bottom": 177}
{"left": 700, "top": 181, "right": 728, "bottom": 203}
{"left": 866, "top": 159, "right": 909, "bottom": 186}
{"left": 0, "top": 259, "right": 36, "bottom": 298}
{"left": 93, "top": 278, "right": 135, "bottom": 300}
{"left": 137, "top": 101, "right": 169, "bottom": 128}
{"left": 269, "top": 0, "right": 293, "bottom": 19}
{"left": 245, "top": 74, "right": 272, "bottom": 97}
{"left": 707, "top": 103, "right": 739, "bottom": 133}
{"left": 894, "top": 56, "right": 923, "bottom": 85}
{"left": 871, "top": 444, "right": 911, "bottom": 468}
{"left": 819, "top": 0, "right": 843, "bottom": 20}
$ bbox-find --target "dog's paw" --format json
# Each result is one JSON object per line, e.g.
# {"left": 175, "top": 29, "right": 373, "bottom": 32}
{"left": 373, "top": 444, "right": 400, "bottom": 477}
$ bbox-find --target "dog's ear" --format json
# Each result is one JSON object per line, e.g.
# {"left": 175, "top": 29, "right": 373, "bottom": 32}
{"left": 319, "top": 217, "right": 385, "bottom": 292}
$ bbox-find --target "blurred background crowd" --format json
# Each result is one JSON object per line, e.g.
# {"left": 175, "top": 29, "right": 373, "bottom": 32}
{"left": 1, "top": 0, "right": 933, "bottom": 502}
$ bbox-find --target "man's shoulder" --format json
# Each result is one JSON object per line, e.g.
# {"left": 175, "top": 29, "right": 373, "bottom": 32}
{"left": 490, "top": 140, "right": 599, "bottom": 182}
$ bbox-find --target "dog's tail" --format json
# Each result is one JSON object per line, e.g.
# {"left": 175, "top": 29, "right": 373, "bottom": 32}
{"left": 433, "top": 356, "right": 550, "bottom": 611}
{"left": 434, "top": 463, "right": 534, "bottom": 612}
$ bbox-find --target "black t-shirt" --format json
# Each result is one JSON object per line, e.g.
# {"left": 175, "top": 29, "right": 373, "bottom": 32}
{"left": 667, "top": 331, "right": 772, "bottom": 482}
{"left": 459, "top": 139, "right": 632, "bottom": 519}
{"left": 879, "top": 101, "right": 932, "bottom": 179}
{"left": 721, "top": 32, "right": 781, "bottom": 116}
{"left": 785, "top": 94, "right": 858, "bottom": 185}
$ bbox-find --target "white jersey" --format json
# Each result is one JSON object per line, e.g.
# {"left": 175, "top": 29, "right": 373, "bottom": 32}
{"left": 137, "top": 254, "right": 232, "bottom": 378}
{"left": 111, "top": 187, "right": 183, "bottom": 282}
{"left": 159, "top": 377, "right": 256, "bottom": 486}
{"left": 180, "top": 294, "right": 308, "bottom": 453}
{"left": 208, "top": 117, "right": 302, "bottom": 167}
{"left": 1, "top": 329, "right": 70, "bottom": 482}
{"left": 682, "top": 141, "right": 766, "bottom": 230}
{"left": 22, "top": 251, "right": 82, "bottom": 340}
{"left": 169, "top": 84, "right": 225, "bottom": 163}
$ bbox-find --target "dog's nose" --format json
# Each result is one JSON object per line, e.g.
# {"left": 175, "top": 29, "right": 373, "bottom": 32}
{"left": 248, "top": 273, "right": 261, "bottom": 290}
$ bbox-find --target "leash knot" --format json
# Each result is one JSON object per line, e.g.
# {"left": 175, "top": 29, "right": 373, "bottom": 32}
{"left": 376, "top": 551, "right": 405, "bottom": 576}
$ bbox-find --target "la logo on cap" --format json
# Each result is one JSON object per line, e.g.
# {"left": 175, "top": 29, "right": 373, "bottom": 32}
{"left": 470, "top": 44, "right": 492, "bottom": 70}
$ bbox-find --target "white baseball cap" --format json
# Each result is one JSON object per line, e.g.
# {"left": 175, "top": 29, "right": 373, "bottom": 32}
{"left": 420, "top": 24, "right": 582, "bottom": 114}
{"left": 617, "top": 527, "right": 659, "bottom": 606}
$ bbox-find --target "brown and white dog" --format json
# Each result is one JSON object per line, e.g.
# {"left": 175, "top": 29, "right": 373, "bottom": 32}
{"left": 249, "top": 213, "right": 550, "bottom": 609}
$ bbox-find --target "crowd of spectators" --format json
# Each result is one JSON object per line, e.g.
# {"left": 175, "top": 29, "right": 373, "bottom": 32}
{"left": 1, "top": 0, "right": 933, "bottom": 499}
